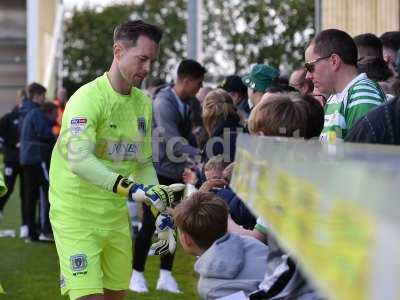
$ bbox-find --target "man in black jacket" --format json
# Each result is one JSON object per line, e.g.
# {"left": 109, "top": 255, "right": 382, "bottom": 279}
{"left": 20, "top": 102, "right": 57, "bottom": 242}
{"left": 0, "top": 106, "right": 25, "bottom": 224}
{"left": 220, "top": 75, "right": 251, "bottom": 118}
{"left": 345, "top": 96, "right": 400, "bottom": 145}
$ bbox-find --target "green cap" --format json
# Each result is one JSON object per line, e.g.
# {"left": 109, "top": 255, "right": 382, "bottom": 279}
{"left": 242, "top": 64, "right": 280, "bottom": 92}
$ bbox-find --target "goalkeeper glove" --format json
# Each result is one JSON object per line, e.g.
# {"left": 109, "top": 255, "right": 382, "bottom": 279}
{"left": 149, "top": 212, "right": 176, "bottom": 256}
{"left": 113, "top": 175, "right": 185, "bottom": 213}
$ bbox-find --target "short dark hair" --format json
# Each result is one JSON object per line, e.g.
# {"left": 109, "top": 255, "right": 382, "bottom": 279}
{"left": 353, "top": 33, "right": 383, "bottom": 59}
{"left": 219, "top": 75, "right": 248, "bottom": 100}
{"left": 174, "top": 192, "right": 228, "bottom": 249}
{"left": 113, "top": 20, "right": 163, "bottom": 45}
{"left": 357, "top": 57, "right": 393, "bottom": 82}
{"left": 268, "top": 76, "right": 298, "bottom": 93}
{"left": 177, "top": 59, "right": 206, "bottom": 80}
{"left": 27, "top": 82, "right": 46, "bottom": 99}
{"left": 311, "top": 29, "right": 358, "bottom": 67}
{"left": 380, "top": 31, "right": 400, "bottom": 52}
{"left": 40, "top": 102, "right": 57, "bottom": 115}
{"left": 267, "top": 83, "right": 298, "bottom": 94}
{"left": 302, "top": 94, "right": 324, "bottom": 139}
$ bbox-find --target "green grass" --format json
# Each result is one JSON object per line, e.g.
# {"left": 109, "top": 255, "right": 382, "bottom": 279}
{"left": 0, "top": 181, "right": 200, "bottom": 300}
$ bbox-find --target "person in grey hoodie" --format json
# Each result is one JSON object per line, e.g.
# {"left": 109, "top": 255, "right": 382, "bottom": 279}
{"left": 131, "top": 59, "right": 207, "bottom": 294}
{"left": 174, "top": 191, "right": 268, "bottom": 300}
{"left": 152, "top": 59, "right": 206, "bottom": 182}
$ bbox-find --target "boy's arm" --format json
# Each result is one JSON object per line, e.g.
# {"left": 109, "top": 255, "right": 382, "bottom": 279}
{"left": 227, "top": 216, "right": 267, "bottom": 244}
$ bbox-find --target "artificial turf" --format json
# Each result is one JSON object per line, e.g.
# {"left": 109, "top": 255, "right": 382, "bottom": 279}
{"left": 0, "top": 181, "right": 200, "bottom": 300}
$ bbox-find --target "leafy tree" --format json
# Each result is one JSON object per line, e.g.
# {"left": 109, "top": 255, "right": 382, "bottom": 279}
{"left": 63, "top": 2, "right": 186, "bottom": 94}
{"left": 63, "top": 0, "right": 314, "bottom": 93}
{"left": 63, "top": 5, "right": 131, "bottom": 93}
{"left": 203, "top": 0, "right": 315, "bottom": 78}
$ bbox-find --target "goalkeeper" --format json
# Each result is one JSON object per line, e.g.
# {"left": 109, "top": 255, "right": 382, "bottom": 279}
{"left": 49, "top": 20, "right": 179, "bottom": 300}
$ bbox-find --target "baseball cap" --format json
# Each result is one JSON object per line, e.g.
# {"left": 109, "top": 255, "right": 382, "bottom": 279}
{"left": 219, "top": 75, "right": 247, "bottom": 93}
{"left": 242, "top": 64, "right": 280, "bottom": 92}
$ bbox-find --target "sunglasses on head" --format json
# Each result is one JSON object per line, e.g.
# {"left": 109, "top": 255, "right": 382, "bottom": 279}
{"left": 304, "top": 54, "right": 332, "bottom": 73}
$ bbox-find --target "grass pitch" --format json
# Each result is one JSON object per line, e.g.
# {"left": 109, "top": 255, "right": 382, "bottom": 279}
{"left": 0, "top": 182, "right": 200, "bottom": 300}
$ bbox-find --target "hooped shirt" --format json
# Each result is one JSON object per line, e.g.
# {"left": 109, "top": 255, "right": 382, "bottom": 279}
{"left": 321, "top": 73, "right": 386, "bottom": 141}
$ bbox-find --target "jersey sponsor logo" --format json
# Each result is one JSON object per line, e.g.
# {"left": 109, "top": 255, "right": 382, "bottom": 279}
{"left": 70, "top": 117, "right": 87, "bottom": 135}
{"left": 137, "top": 117, "right": 146, "bottom": 135}
{"left": 70, "top": 253, "right": 87, "bottom": 274}
{"left": 107, "top": 142, "right": 141, "bottom": 160}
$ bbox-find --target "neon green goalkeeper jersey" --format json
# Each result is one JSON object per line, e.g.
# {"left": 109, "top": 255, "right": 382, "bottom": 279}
{"left": 49, "top": 73, "right": 157, "bottom": 229}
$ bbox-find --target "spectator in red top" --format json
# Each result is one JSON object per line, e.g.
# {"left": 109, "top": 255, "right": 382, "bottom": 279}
{"left": 52, "top": 87, "right": 68, "bottom": 135}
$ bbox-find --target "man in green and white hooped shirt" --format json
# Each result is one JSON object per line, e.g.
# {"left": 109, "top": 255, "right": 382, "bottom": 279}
{"left": 305, "top": 29, "right": 386, "bottom": 142}
{"left": 49, "top": 21, "right": 180, "bottom": 300}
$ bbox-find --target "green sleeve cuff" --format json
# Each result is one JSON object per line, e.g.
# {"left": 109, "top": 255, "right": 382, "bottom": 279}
{"left": 254, "top": 223, "right": 268, "bottom": 235}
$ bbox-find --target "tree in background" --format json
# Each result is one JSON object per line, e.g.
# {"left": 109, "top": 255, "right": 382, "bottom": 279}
{"left": 63, "top": 2, "right": 186, "bottom": 94}
{"left": 63, "top": 5, "right": 130, "bottom": 93}
{"left": 203, "top": 0, "right": 315, "bottom": 76}
{"left": 63, "top": 0, "right": 314, "bottom": 94}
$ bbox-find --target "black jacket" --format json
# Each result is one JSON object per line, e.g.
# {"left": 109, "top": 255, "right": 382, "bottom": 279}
{"left": 201, "top": 115, "right": 243, "bottom": 165}
{"left": 18, "top": 98, "right": 39, "bottom": 133}
{"left": 0, "top": 106, "right": 20, "bottom": 163}
{"left": 345, "top": 97, "right": 400, "bottom": 145}
{"left": 20, "top": 108, "right": 56, "bottom": 165}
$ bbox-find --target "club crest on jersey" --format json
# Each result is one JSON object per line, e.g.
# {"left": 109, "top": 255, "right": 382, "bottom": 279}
{"left": 70, "top": 117, "right": 87, "bottom": 135}
{"left": 137, "top": 117, "right": 146, "bottom": 135}
{"left": 70, "top": 254, "right": 87, "bottom": 272}
{"left": 60, "top": 275, "right": 66, "bottom": 288}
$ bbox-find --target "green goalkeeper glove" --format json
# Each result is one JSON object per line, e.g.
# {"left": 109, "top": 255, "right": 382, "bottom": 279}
{"left": 113, "top": 176, "right": 185, "bottom": 213}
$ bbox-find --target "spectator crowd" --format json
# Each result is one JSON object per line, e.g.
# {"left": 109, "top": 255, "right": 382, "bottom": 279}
{"left": 1, "top": 25, "right": 400, "bottom": 300}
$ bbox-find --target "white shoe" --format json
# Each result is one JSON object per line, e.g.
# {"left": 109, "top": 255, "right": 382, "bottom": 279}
{"left": 19, "top": 225, "right": 28, "bottom": 238}
{"left": 39, "top": 233, "right": 54, "bottom": 242}
{"left": 156, "top": 272, "right": 182, "bottom": 294}
{"left": 129, "top": 270, "right": 148, "bottom": 293}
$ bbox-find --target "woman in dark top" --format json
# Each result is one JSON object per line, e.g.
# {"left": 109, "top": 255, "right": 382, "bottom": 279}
{"left": 201, "top": 88, "right": 243, "bottom": 165}
{"left": 199, "top": 89, "right": 256, "bottom": 229}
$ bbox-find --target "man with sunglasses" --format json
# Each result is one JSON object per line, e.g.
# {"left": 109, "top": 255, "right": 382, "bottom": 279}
{"left": 305, "top": 29, "right": 386, "bottom": 141}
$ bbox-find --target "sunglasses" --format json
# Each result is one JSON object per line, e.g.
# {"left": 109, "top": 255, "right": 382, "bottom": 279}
{"left": 304, "top": 54, "right": 332, "bottom": 73}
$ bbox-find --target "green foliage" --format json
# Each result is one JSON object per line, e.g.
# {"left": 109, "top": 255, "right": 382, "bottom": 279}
{"left": 63, "top": 2, "right": 187, "bottom": 94}
{"left": 63, "top": 1, "right": 314, "bottom": 93}
{"left": 63, "top": 5, "right": 132, "bottom": 94}
{"left": 203, "top": 0, "right": 315, "bottom": 76}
